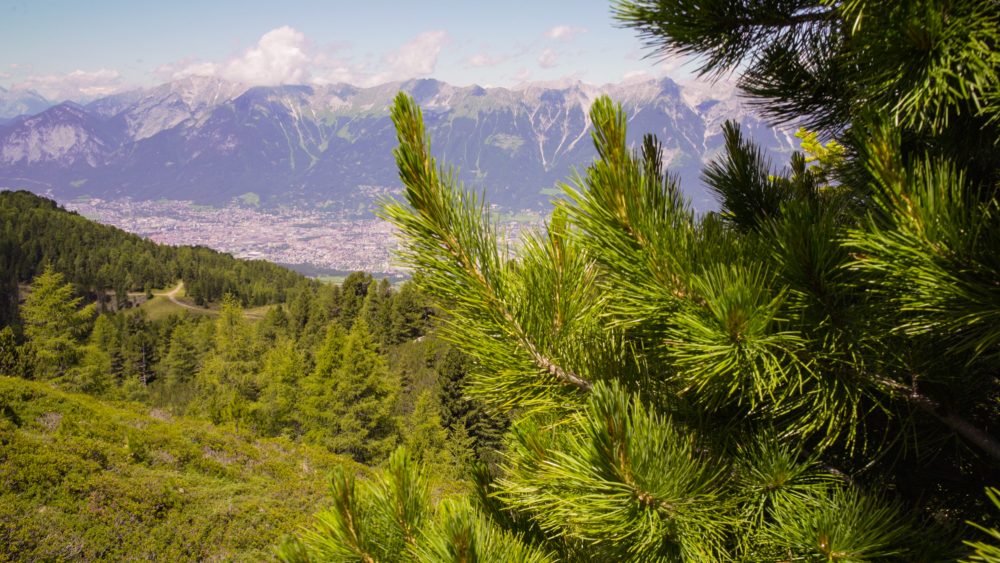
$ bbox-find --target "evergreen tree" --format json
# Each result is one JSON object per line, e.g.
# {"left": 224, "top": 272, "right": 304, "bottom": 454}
{"left": 338, "top": 271, "right": 373, "bottom": 329}
{"left": 437, "top": 348, "right": 508, "bottom": 468}
{"left": 0, "top": 326, "right": 20, "bottom": 376}
{"left": 387, "top": 281, "right": 431, "bottom": 345}
{"left": 363, "top": 277, "right": 393, "bottom": 347}
{"left": 119, "top": 311, "right": 156, "bottom": 394}
{"left": 253, "top": 337, "right": 305, "bottom": 437}
{"left": 20, "top": 266, "right": 94, "bottom": 379}
{"left": 72, "top": 342, "right": 114, "bottom": 396}
{"left": 291, "top": 0, "right": 1000, "bottom": 555}
{"left": 403, "top": 389, "right": 451, "bottom": 474}
{"left": 156, "top": 320, "right": 204, "bottom": 412}
{"left": 303, "top": 317, "right": 398, "bottom": 464}
{"left": 304, "top": 284, "right": 338, "bottom": 339}
{"left": 257, "top": 304, "right": 291, "bottom": 344}
{"left": 192, "top": 296, "right": 261, "bottom": 425}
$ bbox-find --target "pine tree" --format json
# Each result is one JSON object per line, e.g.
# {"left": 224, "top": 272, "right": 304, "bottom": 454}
{"left": 302, "top": 318, "right": 399, "bottom": 464}
{"left": 253, "top": 337, "right": 305, "bottom": 437}
{"left": 156, "top": 320, "right": 204, "bottom": 412}
{"left": 437, "top": 348, "right": 508, "bottom": 468}
{"left": 403, "top": 389, "right": 451, "bottom": 474}
{"left": 363, "top": 277, "right": 394, "bottom": 347}
{"left": 289, "top": 0, "right": 1000, "bottom": 559}
{"left": 0, "top": 326, "right": 21, "bottom": 376}
{"left": 387, "top": 281, "right": 431, "bottom": 345}
{"left": 72, "top": 342, "right": 113, "bottom": 396}
{"left": 257, "top": 303, "right": 291, "bottom": 344}
{"left": 118, "top": 311, "right": 156, "bottom": 397}
{"left": 192, "top": 296, "right": 261, "bottom": 425}
{"left": 20, "top": 266, "right": 94, "bottom": 379}
{"left": 339, "top": 271, "right": 373, "bottom": 329}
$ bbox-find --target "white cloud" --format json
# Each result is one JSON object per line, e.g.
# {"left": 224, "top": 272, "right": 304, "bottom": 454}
{"left": 0, "top": 72, "right": 10, "bottom": 80}
{"left": 160, "top": 27, "right": 451, "bottom": 88}
{"left": 537, "top": 49, "right": 558, "bottom": 69}
{"left": 658, "top": 55, "right": 688, "bottom": 75}
{"left": 618, "top": 52, "right": 694, "bottom": 82}
{"left": 13, "top": 69, "right": 123, "bottom": 101}
{"left": 156, "top": 60, "right": 220, "bottom": 81}
{"left": 311, "top": 56, "right": 367, "bottom": 86}
{"left": 385, "top": 31, "right": 448, "bottom": 79}
{"left": 322, "top": 31, "right": 450, "bottom": 86}
{"left": 221, "top": 26, "right": 312, "bottom": 85}
{"left": 544, "top": 25, "right": 586, "bottom": 41}
{"left": 467, "top": 53, "right": 506, "bottom": 68}
{"left": 156, "top": 26, "right": 313, "bottom": 86}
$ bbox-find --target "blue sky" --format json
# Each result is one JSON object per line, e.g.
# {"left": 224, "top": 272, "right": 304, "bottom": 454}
{"left": 0, "top": 0, "right": 699, "bottom": 101}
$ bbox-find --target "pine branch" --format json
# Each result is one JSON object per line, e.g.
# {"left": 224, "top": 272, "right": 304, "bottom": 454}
{"left": 382, "top": 92, "right": 593, "bottom": 401}
{"left": 496, "top": 382, "right": 734, "bottom": 560}
{"left": 875, "top": 375, "right": 1000, "bottom": 462}
{"left": 613, "top": 0, "right": 836, "bottom": 77}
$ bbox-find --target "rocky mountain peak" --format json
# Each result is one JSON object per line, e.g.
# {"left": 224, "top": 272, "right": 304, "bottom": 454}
{"left": 0, "top": 87, "right": 52, "bottom": 121}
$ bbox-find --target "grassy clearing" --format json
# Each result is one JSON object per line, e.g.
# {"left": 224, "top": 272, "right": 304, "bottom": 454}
{"left": 137, "top": 283, "right": 271, "bottom": 321}
{"left": 139, "top": 294, "right": 216, "bottom": 321}
{"left": 244, "top": 304, "right": 274, "bottom": 319}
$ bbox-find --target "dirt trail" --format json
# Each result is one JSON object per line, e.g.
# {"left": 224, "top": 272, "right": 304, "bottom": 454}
{"left": 155, "top": 281, "right": 265, "bottom": 319}
{"left": 160, "top": 282, "right": 203, "bottom": 312}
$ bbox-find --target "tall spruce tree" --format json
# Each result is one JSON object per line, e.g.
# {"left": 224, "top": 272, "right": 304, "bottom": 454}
{"left": 302, "top": 318, "right": 399, "bottom": 464}
{"left": 253, "top": 337, "right": 306, "bottom": 437}
{"left": 192, "top": 296, "right": 261, "bottom": 425}
{"left": 20, "top": 266, "right": 94, "bottom": 379}
{"left": 286, "top": 0, "right": 999, "bottom": 560}
{"left": 156, "top": 320, "right": 206, "bottom": 412}
{"left": 0, "top": 326, "right": 21, "bottom": 376}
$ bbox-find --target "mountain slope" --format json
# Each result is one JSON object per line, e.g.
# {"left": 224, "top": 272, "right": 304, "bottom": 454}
{"left": 0, "top": 77, "right": 796, "bottom": 211}
{"left": 0, "top": 190, "right": 311, "bottom": 326}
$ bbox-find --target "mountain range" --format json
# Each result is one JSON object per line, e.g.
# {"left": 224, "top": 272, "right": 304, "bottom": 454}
{"left": 0, "top": 76, "right": 797, "bottom": 211}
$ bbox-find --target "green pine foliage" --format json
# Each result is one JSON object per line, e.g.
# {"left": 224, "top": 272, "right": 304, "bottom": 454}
{"left": 965, "top": 489, "right": 1000, "bottom": 563}
{"left": 279, "top": 448, "right": 555, "bottom": 563}
{"left": 293, "top": 0, "right": 1000, "bottom": 554}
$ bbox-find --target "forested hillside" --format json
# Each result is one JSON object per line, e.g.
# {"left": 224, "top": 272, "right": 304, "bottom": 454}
{"left": 0, "top": 190, "right": 309, "bottom": 327}
{"left": 0, "top": 201, "right": 509, "bottom": 559}
{"left": 1, "top": 260, "right": 503, "bottom": 462}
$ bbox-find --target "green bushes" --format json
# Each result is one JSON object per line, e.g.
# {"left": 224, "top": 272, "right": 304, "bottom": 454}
{"left": 0, "top": 376, "right": 356, "bottom": 561}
